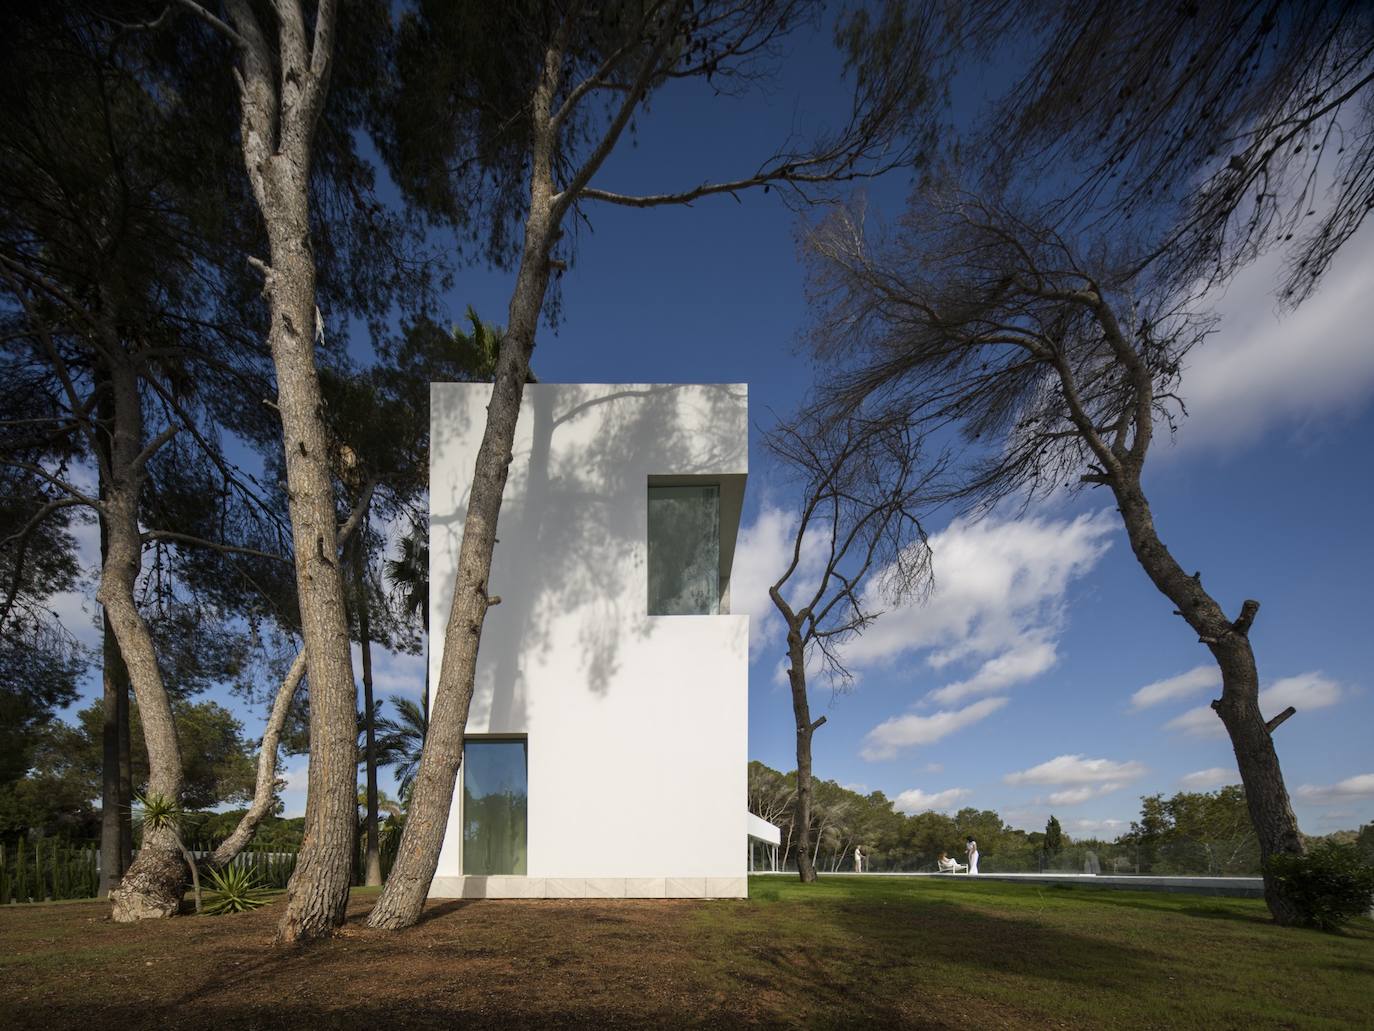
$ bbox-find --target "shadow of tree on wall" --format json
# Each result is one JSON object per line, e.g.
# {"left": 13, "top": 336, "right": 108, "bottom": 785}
{"left": 429, "top": 382, "right": 748, "bottom": 730}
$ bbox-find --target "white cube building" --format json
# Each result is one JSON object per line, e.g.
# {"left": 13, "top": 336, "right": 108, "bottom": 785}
{"left": 428, "top": 383, "right": 750, "bottom": 899}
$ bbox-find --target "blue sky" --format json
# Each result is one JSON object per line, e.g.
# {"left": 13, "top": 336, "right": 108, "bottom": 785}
{"left": 49, "top": 17, "right": 1374, "bottom": 838}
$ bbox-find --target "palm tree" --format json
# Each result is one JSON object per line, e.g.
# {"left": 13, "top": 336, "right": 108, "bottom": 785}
{"left": 385, "top": 523, "right": 430, "bottom": 727}
{"left": 357, "top": 784, "right": 405, "bottom": 823}
{"left": 375, "top": 697, "right": 427, "bottom": 803}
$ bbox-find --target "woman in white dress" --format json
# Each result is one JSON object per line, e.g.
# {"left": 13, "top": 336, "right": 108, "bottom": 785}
{"left": 965, "top": 836, "right": 979, "bottom": 875}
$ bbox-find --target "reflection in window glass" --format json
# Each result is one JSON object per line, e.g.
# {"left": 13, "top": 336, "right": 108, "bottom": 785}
{"left": 462, "top": 739, "right": 528, "bottom": 875}
{"left": 648, "top": 485, "right": 720, "bottom": 615}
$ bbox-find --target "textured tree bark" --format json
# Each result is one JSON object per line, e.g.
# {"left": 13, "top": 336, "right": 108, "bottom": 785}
{"left": 260, "top": 211, "right": 357, "bottom": 943}
{"left": 1111, "top": 478, "right": 1305, "bottom": 924}
{"left": 367, "top": 226, "right": 547, "bottom": 928}
{"left": 98, "top": 613, "right": 126, "bottom": 897}
{"left": 786, "top": 631, "right": 819, "bottom": 884}
{"left": 225, "top": 0, "right": 356, "bottom": 945}
{"left": 118, "top": 675, "right": 133, "bottom": 873}
{"left": 1035, "top": 285, "right": 1306, "bottom": 925}
{"left": 96, "top": 367, "right": 129, "bottom": 898}
{"left": 356, "top": 535, "right": 383, "bottom": 887}
{"left": 365, "top": 33, "right": 563, "bottom": 930}
{"left": 97, "top": 360, "right": 187, "bottom": 923}
{"left": 261, "top": 213, "right": 357, "bottom": 944}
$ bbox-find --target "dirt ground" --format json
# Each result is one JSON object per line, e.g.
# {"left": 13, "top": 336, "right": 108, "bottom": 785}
{"left": 2, "top": 880, "right": 1371, "bottom": 1029}
{"left": 1, "top": 890, "right": 821, "bottom": 1030}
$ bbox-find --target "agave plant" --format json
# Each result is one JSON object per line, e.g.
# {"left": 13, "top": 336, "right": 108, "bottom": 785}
{"left": 203, "top": 863, "right": 272, "bottom": 916}
{"left": 134, "top": 792, "right": 202, "bottom": 914}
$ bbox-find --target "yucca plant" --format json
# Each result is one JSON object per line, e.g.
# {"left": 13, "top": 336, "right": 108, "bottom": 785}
{"left": 134, "top": 792, "right": 202, "bottom": 914}
{"left": 202, "top": 863, "right": 271, "bottom": 915}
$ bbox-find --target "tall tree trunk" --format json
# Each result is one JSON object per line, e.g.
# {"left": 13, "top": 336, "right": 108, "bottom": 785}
{"left": 355, "top": 533, "right": 382, "bottom": 887}
{"left": 226, "top": 0, "right": 354, "bottom": 945}
{"left": 98, "top": 359, "right": 187, "bottom": 922}
{"left": 1113, "top": 478, "right": 1304, "bottom": 924}
{"left": 98, "top": 614, "right": 129, "bottom": 896}
{"left": 259, "top": 203, "right": 357, "bottom": 944}
{"left": 366, "top": 51, "right": 560, "bottom": 931}
{"left": 118, "top": 673, "right": 133, "bottom": 872}
{"left": 786, "top": 631, "right": 820, "bottom": 884}
{"left": 95, "top": 365, "right": 128, "bottom": 898}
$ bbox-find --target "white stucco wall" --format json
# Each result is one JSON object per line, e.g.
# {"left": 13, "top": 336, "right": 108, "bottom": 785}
{"left": 427, "top": 383, "right": 749, "bottom": 898}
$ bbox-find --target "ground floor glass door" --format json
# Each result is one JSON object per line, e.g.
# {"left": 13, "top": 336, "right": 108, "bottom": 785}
{"left": 462, "top": 739, "right": 528, "bottom": 875}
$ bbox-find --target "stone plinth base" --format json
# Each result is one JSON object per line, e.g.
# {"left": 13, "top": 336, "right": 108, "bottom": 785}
{"left": 429, "top": 876, "right": 748, "bottom": 899}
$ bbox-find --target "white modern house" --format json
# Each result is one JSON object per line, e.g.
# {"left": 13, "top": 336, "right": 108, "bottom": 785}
{"left": 428, "top": 382, "right": 751, "bottom": 899}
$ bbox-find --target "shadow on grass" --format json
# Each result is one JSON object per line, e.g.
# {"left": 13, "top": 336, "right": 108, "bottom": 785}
{"left": 1032, "top": 885, "right": 1275, "bottom": 926}
{"left": 689, "top": 892, "right": 1169, "bottom": 1027}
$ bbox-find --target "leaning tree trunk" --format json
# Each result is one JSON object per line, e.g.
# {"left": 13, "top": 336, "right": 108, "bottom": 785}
{"left": 785, "top": 631, "right": 821, "bottom": 884}
{"left": 96, "top": 367, "right": 131, "bottom": 898}
{"left": 97, "top": 359, "right": 187, "bottom": 922}
{"left": 366, "top": 117, "right": 556, "bottom": 930}
{"left": 210, "top": 650, "right": 307, "bottom": 867}
{"left": 211, "top": 497, "right": 371, "bottom": 869}
{"left": 118, "top": 670, "right": 133, "bottom": 872}
{"left": 98, "top": 614, "right": 129, "bottom": 896}
{"left": 1113, "top": 478, "right": 1305, "bottom": 924}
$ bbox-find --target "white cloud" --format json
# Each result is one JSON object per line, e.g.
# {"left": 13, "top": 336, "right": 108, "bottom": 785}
{"left": 276, "top": 758, "right": 311, "bottom": 818}
{"left": 1295, "top": 773, "right": 1374, "bottom": 804}
{"left": 1164, "top": 706, "right": 1218, "bottom": 737}
{"left": 346, "top": 638, "right": 428, "bottom": 710}
{"left": 1046, "top": 784, "right": 1122, "bottom": 806}
{"left": 1129, "top": 665, "right": 1221, "bottom": 712}
{"left": 840, "top": 513, "right": 1114, "bottom": 683}
{"left": 1165, "top": 671, "right": 1344, "bottom": 737}
{"left": 732, "top": 501, "right": 828, "bottom": 660}
{"left": 928, "top": 637, "right": 1059, "bottom": 705}
{"left": 1005, "top": 754, "right": 1147, "bottom": 786}
{"left": 861, "top": 697, "right": 1009, "bottom": 761}
{"left": 1068, "top": 817, "right": 1129, "bottom": 835}
{"left": 371, "top": 647, "right": 428, "bottom": 699}
{"left": 1179, "top": 767, "right": 1238, "bottom": 790}
{"left": 894, "top": 786, "right": 972, "bottom": 814}
{"left": 1176, "top": 219, "right": 1374, "bottom": 451}
{"left": 736, "top": 505, "right": 1113, "bottom": 737}
{"left": 1261, "top": 671, "right": 1344, "bottom": 713}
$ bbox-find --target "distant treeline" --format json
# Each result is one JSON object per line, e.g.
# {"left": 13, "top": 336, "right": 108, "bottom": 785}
{"left": 748, "top": 762, "right": 1374, "bottom": 876}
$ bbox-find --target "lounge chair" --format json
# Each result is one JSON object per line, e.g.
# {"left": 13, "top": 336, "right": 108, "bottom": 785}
{"left": 937, "top": 857, "right": 968, "bottom": 873}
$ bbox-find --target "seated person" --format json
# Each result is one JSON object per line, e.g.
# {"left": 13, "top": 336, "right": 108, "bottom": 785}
{"left": 937, "top": 851, "right": 968, "bottom": 873}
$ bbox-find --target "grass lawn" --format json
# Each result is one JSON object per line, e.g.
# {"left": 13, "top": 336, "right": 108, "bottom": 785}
{"left": 1, "top": 875, "right": 1370, "bottom": 1029}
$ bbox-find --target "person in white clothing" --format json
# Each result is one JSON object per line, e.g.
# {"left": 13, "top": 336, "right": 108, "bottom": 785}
{"left": 854, "top": 846, "right": 864, "bottom": 873}
{"left": 937, "top": 852, "right": 967, "bottom": 873}
{"left": 965, "top": 836, "right": 979, "bottom": 875}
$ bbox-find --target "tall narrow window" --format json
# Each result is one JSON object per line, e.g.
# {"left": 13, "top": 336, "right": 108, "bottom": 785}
{"left": 647, "top": 484, "right": 720, "bottom": 615}
{"left": 462, "top": 739, "right": 528, "bottom": 876}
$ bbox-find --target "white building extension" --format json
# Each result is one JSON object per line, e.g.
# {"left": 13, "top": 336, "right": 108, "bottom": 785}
{"left": 428, "top": 383, "right": 750, "bottom": 899}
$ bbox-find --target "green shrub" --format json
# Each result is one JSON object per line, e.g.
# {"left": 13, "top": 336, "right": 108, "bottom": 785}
{"left": 1267, "top": 843, "right": 1374, "bottom": 931}
{"left": 203, "top": 863, "right": 271, "bottom": 916}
